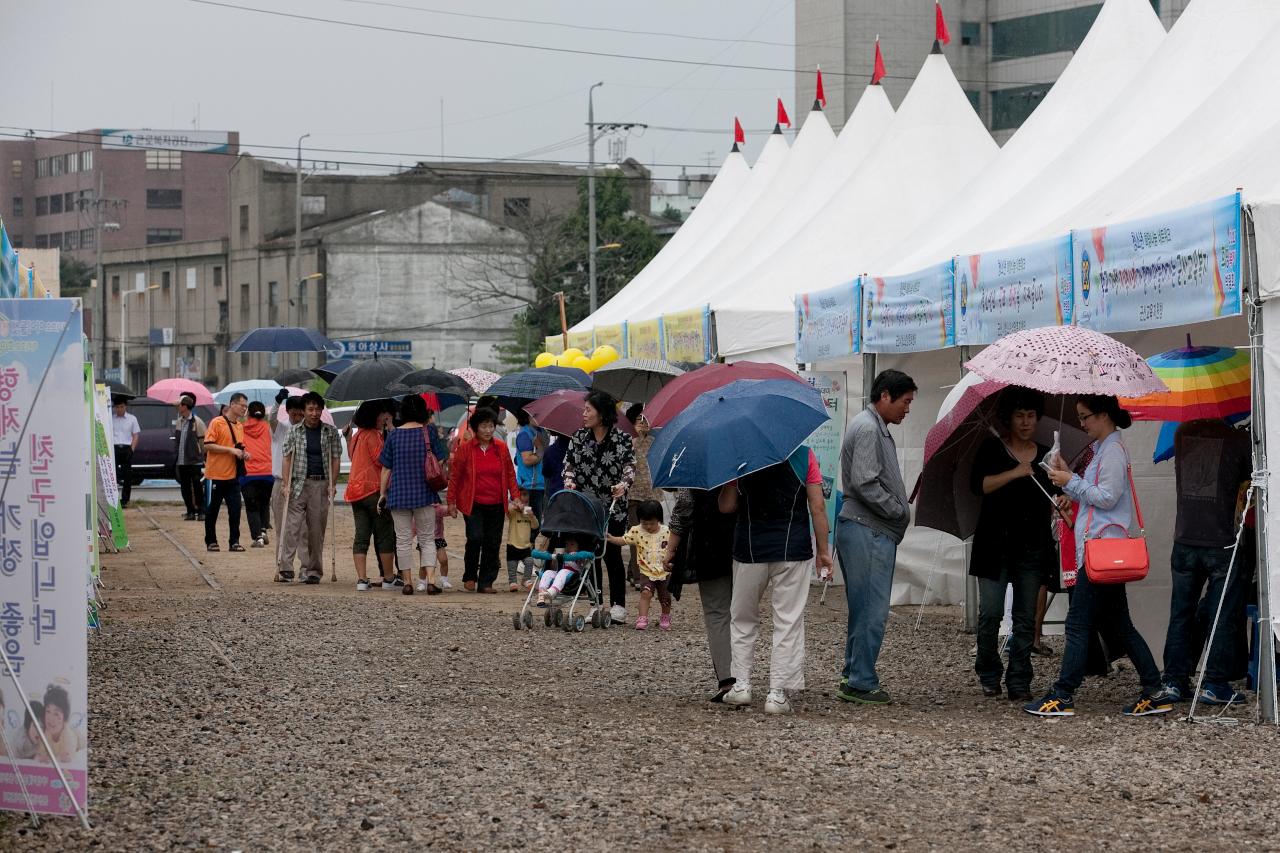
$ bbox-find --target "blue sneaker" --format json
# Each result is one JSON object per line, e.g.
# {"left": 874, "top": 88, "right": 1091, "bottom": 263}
{"left": 1024, "top": 690, "right": 1074, "bottom": 717}
{"left": 1198, "top": 684, "right": 1247, "bottom": 706}
{"left": 1158, "top": 683, "right": 1186, "bottom": 703}
{"left": 1122, "top": 691, "right": 1174, "bottom": 717}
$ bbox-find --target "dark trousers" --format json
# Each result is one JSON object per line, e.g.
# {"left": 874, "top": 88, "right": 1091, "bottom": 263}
{"left": 1054, "top": 566, "right": 1162, "bottom": 696}
{"left": 241, "top": 479, "right": 273, "bottom": 541}
{"left": 1163, "top": 541, "right": 1249, "bottom": 690}
{"left": 976, "top": 561, "right": 1041, "bottom": 692}
{"left": 526, "top": 489, "right": 545, "bottom": 525}
{"left": 177, "top": 464, "right": 204, "bottom": 516}
{"left": 114, "top": 445, "right": 134, "bottom": 505}
{"left": 205, "top": 479, "right": 242, "bottom": 547}
{"left": 463, "top": 503, "right": 505, "bottom": 589}
{"left": 595, "top": 516, "right": 627, "bottom": 608}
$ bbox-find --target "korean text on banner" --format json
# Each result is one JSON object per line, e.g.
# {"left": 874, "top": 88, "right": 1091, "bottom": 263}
{"left": 593, "top": 323, "right": 627, "bottom": 355}
{"left": 800, "top": 371, "right": 845, "bottom": 555}
{"left": 863, "top": 260, "right": 956, "bottom": 353}
{"left": 628, "top": 318, "right": 663, "bottom": 360}
{"left": 1073, "top": 192, "right": 1242, "bottom": 333}
{"left": 544, "top": 336, "right": 565, "bottom": 356}
{"left": 661, "top": 307, "right": 710, "bottom": 363}
{"left": 957, "top": 236, "right": 1073, "bottom": 344}
{"left": 797, "top": 280, "right": 861, "bottom": 363}
{"left": 567, "top": 330, "right": 595, "bottom": 353}
{"left": 0, "top": 298, "right": 91, "bottom": 818}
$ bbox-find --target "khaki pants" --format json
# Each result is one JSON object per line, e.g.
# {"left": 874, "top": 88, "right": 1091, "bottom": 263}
{"left": 273, "top": 478, "right": 310, "bottom": 575}
{"left": 730, "top": 559, "right": 812, "bottom": 691}
{"left": 284, "top": 479, "right": 330, "bottom": 579}
{"left": 699, "top": 574, "right": 734, "bottom": 685}
{"left": 392, "top": 506, "right": 438, "bottom": 582}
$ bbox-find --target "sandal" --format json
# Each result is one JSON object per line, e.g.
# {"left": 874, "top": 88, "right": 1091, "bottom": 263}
{"left": 228, "top": 543, "right": 245, "bottom": 552}
{"left": 206, "top": 543, "right": 220, "bottom": 552}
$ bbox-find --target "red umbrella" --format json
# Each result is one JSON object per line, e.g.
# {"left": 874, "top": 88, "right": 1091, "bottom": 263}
{"left": 644, "top": 362, "right": 808, "bottom": 427}
{"left": 523, "top": 389, "right": 636, "bottom": 438}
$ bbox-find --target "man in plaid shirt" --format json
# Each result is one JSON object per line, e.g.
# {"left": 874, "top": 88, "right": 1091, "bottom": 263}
{"left": 279, "top": 392, "right": 343, "bottom": 583}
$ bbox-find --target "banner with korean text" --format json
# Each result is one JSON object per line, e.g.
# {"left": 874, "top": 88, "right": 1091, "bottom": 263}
{"left": 796, "top": 279, "right": 861, "bottom": 363}
{"left": 799, "top": 371, "right": 846, "bottom": 566}
{"left": 1072, "top": 193, "right": 1242, "bottom": 333}
{"left": 957, "top": 236, "right": 1073, "bottom": 344}
{"left": 661, "top": 307, "right": 711, "bottom": 363}
{"left": 544, "top": 336, "right": 565, "bottom": 356}
{"left": 627, "top": 319, "right": 663, "bottom": 360}
{"left": 92, "top": 384, "right": 127, "bottom": 550}
{"left": 862, "top": 260, "right": 956, "bottom": 353}
{"left": 566, "top": 330, "right": 595, "bottom": 353}
{"left": 593, "top": 323, "right": 626, "bottom": 355}
{"left": 0, "top": 298, "right": 91, "bottom": 818}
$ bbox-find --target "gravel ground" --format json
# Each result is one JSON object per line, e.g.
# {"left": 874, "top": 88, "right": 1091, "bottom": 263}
{"left": 3, "top": 503, "right": 1278, "bottom": 851}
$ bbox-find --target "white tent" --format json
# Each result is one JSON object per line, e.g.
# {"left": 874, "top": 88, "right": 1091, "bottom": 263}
{"left": 585, "top": 130, "right": 790, "bottom": 328}
{"left": 711, "top": 51, "right": 999, "bottom": 358}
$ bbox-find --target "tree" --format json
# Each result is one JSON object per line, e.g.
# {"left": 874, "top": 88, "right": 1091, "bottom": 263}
{"left": 60, "top": 255, "right": 93, "bottom": 299}
{"left": 660, "top": 204, "right": 684, "bottom": 223}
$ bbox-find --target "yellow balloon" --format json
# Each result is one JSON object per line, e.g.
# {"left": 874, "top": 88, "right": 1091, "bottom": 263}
{"left": 556, "top": 352, "right": 577, "bottom": 367}
{"left": 534, "top": 352, "right": 556, "bottom": 368}
{"left": 571, "top": 355, "right": 595, "bottom": 373}
{"left": 588, "top": 353, "right": 610, "bottom": 372}
{"left": 592, "top": 344, "right": 620, "bottom": 365}
{"left": 562, "top": 348, "right": 585, "bottom": 362}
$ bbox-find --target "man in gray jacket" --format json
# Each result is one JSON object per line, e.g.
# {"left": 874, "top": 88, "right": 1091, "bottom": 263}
{"left": 835, "top": 369, "right": 916, "bottom": 705}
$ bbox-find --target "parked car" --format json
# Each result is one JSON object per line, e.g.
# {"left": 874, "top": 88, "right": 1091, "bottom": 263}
{"left": 329, "top": 405, "right": 357, "bottom": 476}
{"left": 126, "top": 396, "right": 219, "bottom": 484}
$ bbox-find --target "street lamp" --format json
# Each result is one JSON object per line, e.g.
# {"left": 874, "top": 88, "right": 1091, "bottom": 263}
{"left": 120, "top": 283, "right": 160, "bottom": 389}
{"left": 295, "top": 132, "right": 311, "bottom": 325}
{"left": 587, "top": 82, "right": 604, "bottom": 315}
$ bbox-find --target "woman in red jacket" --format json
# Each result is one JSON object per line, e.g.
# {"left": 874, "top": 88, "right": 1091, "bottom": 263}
{"left": 447, "top": 407, "right": 521, "bottom": 593}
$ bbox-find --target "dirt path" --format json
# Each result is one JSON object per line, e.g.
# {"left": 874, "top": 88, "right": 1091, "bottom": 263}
{"left": 3, "top": 502, "right": 1278, "bottom": 851}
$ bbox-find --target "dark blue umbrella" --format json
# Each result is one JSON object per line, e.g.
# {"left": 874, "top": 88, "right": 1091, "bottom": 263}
{"left": 312, "top": 358, "right": 359, "bottom": 382}
{"left": 488, "top": 367, "right": 590, "bottom": 409}
{"left": 228, "top": 326, "right": 337, "bottom": 353}
{"left": 647, "top": 379, "right": 829, "bottom": 489}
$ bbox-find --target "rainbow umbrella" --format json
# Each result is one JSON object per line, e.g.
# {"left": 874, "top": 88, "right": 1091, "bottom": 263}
{"left": 1120, "top": 338, "right": 1250, "bottom": 423}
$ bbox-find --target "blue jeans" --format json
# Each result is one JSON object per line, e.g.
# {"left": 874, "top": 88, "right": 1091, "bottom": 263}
{"left": 1163, "top": 541, "right": 1247, "bottom": 691}
{"left": 976, "top": 556, "right": 1043, "bottom": 692}
{"left": 837, "top": 518, "right": 898, "bottom": 691}
{"left": 1054, "top": 566, "right": 1162, "bottom": 696}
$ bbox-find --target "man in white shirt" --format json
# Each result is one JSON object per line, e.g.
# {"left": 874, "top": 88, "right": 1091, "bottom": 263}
{"left": 111, "top": 397, "right": 142, "bottom": 507}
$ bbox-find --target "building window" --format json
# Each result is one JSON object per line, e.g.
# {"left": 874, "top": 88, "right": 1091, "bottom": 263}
{"left": 111, "top": 350, "right": 120, "bottom": 369}
{"left": 961, "top": 21, "right": 981, "bottom": 46}
{"left": 161, "top": 270, "right": 171, "bottom": 291}
{"left": 301, "top": 194, "right": 326, "bottom": 215}
{"left": 145, "top": 227, "right": 184, "bottom": 244}
{"left": 991, "top": 5, "right": 1102, "bottom": 61}
{"left": 47, "top": 232, "right": 61, "bottom": 249}
{"left": 35, "top": 196, "right": 48, "bottom": 216}
{"left": 964, "top": 89, "right": 982, "bottom": 114}
{"left": 49, "top": 194, "right": 63, "bottom": 215}
{"left": 240, "top": 353, "right": 250, "bottom": 369}
{"left": 240, "top": 283, "right": 250, "bottom": 323}
{"left": 80, "top": 228, "right": 94, "bottom": 249}
{"left": 9, "top": 160, "right": 20, "bottom": 179}
{"left": 146, "top": 189, "right": 183, "bottom": 209}
{"left": 11, "top": 198, "right": 21, "bottom": 217}
{"left": 207, "top": 345, "right": 217, "bottom": 373}
{"left": 216, "top": 302, "right": 228, "bottom": 334}
{"left": 65, "top": 153, "right": 77, "bottom": 174}
{"left": 35, "top": 159, "right": 48, "bottom": 178}
{"left": 991, "top": 84, "right": 1051, "bottom": 131}
{"left": 239, "top": 205, "right": 249, "bottom": 232}
{"left": 503, "top": 197, "right": 531, "bottom": 219}
{"left": 50, "top": 156, "right": 64, "bottom": 177}
{"left": 34, "top": 234, "right": 48, "bottom": 249}
{"left": 267, "top": 281, "right": 279, "bottom": 326}
{"left": 213, "top": 265, "right": 223, "bottom": 288}
{"left": 110, "top": 275, "right": 120, "bottom": 295}
{"left": 145, "top": 149, "right": 182, "bottom": 170}
{"left": 63, "top": 231, "right": 78, "bottom": 251}
{"left": 64, "top": 191, "right": 76, "bottom": 212}
{"left": 80, "top": 150, "right": 93, "bottom": 171}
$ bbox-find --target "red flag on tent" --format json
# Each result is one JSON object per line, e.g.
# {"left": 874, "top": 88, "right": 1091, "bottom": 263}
{"left": 815, "top": 67, "right": 827, "bottom": 107}
{"left": 776, "top": 97, "right": 791, "bottom": 129}
{"left": 872, "top": 37, "right": 886, "bottom": 85}
{"left": 733, "top": 117, "right": 745, "bottom": 146}
{"left": 935, "top": 2, "right": 951, "bottom": 46}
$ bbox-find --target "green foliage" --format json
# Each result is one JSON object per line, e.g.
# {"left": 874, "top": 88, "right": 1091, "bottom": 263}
{"left": 60, "top": 255, "right": 94, "bottom": 298}
{"left": 660, "top": 204, "right": 684, "bottom": 223}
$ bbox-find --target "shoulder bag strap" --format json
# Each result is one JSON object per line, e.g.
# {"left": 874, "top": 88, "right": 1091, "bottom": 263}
{"left": 1082, "top": 452, "right": 1102, "bottom": 539}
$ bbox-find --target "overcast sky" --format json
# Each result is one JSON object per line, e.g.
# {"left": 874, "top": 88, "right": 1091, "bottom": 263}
{"left": 3, "top": 0, "right": 800, "bottom": 184}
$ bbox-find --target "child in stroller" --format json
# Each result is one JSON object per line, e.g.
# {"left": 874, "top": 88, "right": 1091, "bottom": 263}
{"left": 536, "top": 535, "right": 582, "bottom": 606}
{"left": 513, "top": 489, "right": 615, "bottom": 632}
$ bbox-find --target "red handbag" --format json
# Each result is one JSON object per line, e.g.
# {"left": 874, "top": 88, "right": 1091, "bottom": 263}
{"left": 1082, "top": 447, "right": 1148, "bottom": 584}
{"left": 422, "top": 427, "right": 448, "bottom": 492}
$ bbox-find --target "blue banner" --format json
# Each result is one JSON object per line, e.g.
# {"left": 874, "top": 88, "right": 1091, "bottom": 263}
{"left": 1072, "top": 193, "right": 1242, "bottom": 333}
{"left": 0, "top": 221, "right": 18, "bottom": 299}
{"left": 863, "top": 261, "right": 955, "bottom": 353}
{"left": 957, "top": 235, "right": 1073, "bottom": 344}
{"left": 796, "top": 279, "right": 860, "bottom": 363}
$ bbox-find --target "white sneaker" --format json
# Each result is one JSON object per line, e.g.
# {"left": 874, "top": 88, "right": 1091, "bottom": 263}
{"left": 439, "top": 576, "right": 453, "bottom": 590}
{"left": 764, "top": 690, "right": 793, "bottom": 715}
{"left": 382, "top": 580, "right": 397, "bottom": 590}
{"left": 356, "top": 579, "right": 369, "bottom": 591}
{"left": 415, "top": 579, "right": 428, "bottom": 592}
{"left": 723, "top": 683, "right": 752, "bottom": 706}
{"left": 609, "top": 604, "right": 627, "bottom": 624}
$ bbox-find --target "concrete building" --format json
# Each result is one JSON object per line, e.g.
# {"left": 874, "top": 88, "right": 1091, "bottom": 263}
{"left": 795, "top": 1, "right": 1190, "bottom": 143}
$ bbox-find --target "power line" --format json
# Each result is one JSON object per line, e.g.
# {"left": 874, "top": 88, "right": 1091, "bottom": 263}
{"left": 330, "top": 0, "right": 795, "bottom": 47}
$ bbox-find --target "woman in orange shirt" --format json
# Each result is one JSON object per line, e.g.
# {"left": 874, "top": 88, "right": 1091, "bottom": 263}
{"left": 348, "top": 405, "right": 396, "bottom": 591}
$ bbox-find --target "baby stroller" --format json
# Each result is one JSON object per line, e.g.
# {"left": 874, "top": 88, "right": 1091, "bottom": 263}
{"left": 512, "top": 489, "right": 614, "bottom": 633}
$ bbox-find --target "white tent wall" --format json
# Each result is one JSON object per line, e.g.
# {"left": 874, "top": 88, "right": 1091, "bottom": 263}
{"left": 1255, "top": 201, "right": 1280, "bottom": 301}
{"left": 574, "top": 147, "right": 751, "bottom": 330}
{"left": 874, "top": 0, "right": 1167, "bottom": 275}
{"left": 1260, "top": 298, "right": 1280, "bottom": 652}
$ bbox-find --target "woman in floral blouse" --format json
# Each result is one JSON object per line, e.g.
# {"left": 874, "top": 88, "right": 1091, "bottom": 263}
{"left": 563, "top": 390, "right": 636, "bottom": 624}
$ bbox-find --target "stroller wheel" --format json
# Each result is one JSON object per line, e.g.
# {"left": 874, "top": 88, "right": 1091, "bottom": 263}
{"left": 553, "top": 607, "right": 563, "bottom": 628}
{"left": 562, "top": 615, "right": 573, "bottom": 633}
{"left": 512, "top": 612, "right": 522, "bottom": 631}
{"left": 600, "top": 610, "right": 612, "bottom": 629}
{"left": 574, "top": 614, "right": 586, "bottom": 633}
{"left": 522, "top": 610, "right": 533, "bottom": 629}
{"left": 590, "top": 609, "right": 600, "bottom": 628}
{"left": 543, "top": 607, "right": 553, "bottom": 627}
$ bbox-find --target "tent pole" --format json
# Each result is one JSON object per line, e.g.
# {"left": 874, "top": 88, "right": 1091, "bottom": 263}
{"left": 1246, "top": 208, "right": 1278, "bottom": 723}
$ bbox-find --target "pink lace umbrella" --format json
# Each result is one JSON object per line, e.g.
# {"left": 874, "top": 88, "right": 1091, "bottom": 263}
{"left": 964, "top": 326, "right": 1169, "bottom": 397}
{"left": 448, "top": 367, "right": 499, "bottom": 394}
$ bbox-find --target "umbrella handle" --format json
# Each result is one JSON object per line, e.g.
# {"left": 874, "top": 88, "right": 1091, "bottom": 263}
{"left": 990, "top": 428, "right": 1074, "bottom": 528}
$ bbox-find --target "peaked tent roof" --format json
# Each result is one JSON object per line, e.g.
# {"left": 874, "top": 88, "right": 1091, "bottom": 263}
{"left": 875, "top": 0, "right": 1166, "bottom": 274}
{"left": 712, "top": 51, "right": 999, "bottom": 356}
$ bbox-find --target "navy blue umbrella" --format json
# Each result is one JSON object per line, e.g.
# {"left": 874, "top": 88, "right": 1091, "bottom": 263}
{"left": 647, "top": 379, "right": 829, "bottom": 489}
{"left": 488, "top": 367, "right": 590, "bottom": 409}
{"left": 228, "top": 326, "right": 337, "bottom": 353}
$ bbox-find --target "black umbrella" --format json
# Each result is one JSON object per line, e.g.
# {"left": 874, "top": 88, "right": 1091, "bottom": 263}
{"left": 107, "top": 380, "right": 137, "bottom": 400}
{"left": 398, "top": 368, "right": 474, "bottom": 395}
{"left": 323, "top": 357, "right": 417, "bottom": 402}
{"left": 272, "top": 367, "right": 316, "bottom": 387}
{"left": 312, "top": 358, "right": 358, "bottom": 382}
{"left": 488, "top": 367, "right": 590, "bottom": 411}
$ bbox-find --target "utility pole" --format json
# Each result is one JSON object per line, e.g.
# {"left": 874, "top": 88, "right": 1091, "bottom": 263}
{"left": 88, "top": 171, "right": 125, "bottom": 370}
{"left": 295, "top": 133, "right": 310, "bottom": 329}
{"left": 587, "top": 82, "right": 603, "bottom": 315}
